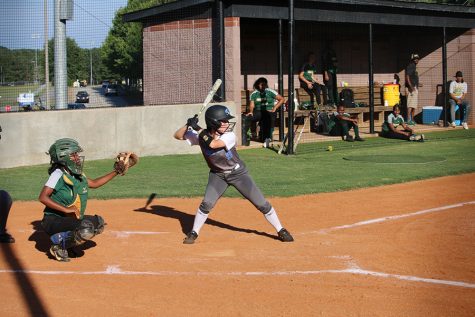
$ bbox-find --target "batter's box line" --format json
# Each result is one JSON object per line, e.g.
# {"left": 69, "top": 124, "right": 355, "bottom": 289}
{"left": 300, "top": 200, "right": 475, "bottom": 235}
{"left": 1, "top": 263, "right": 474, "bottom": 289}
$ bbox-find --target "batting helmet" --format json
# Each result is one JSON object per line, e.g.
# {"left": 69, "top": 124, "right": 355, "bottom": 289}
{"left": 205, "top": 105, "right": 235, "bottom": 131}
{"left": 48, "top": 138, "right": 84, "bottom": 175}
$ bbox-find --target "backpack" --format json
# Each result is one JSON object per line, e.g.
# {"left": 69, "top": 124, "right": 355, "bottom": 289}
{"left": 339, "top": 88, "right": 354, "bottom": 108}
{"left": 316, "top": 112, "right": 334, "bottom": 134}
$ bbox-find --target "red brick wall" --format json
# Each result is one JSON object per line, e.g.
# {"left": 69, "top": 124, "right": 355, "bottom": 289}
{"left": 143, "top": 17, "right": 241, "bottom": 107}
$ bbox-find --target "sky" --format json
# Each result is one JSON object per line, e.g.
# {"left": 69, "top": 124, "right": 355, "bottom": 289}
{"left": 0, "top": 0, "right": 128, "bottom": 50}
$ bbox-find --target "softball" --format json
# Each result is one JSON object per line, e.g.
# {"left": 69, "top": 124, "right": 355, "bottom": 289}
{"left": 327, "top": 145, "right": 333, "bottom": 152}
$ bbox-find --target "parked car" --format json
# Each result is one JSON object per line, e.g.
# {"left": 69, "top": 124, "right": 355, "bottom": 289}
{"left": 67, "top": 103, "right": 86, "bottom": 109}
{"left": 105, "top": 84, "right": 118, "bottom": 96}
{"left": 75, "top": 91, "right": 89, "bottom": 103}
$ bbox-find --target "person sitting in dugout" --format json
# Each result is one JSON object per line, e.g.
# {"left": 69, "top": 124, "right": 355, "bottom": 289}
{"left": 381, "top": 105, "right": 425, "bottom": 141}
{"left": 38, "top": 138, "right": 137, "bottom": 262}
{"left": 328, "top": 104, "right": 364, "bottom": 142}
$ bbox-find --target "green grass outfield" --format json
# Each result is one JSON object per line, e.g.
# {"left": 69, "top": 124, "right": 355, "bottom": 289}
{"left": 1, "top": 129, "right": 474, "bottom": 201}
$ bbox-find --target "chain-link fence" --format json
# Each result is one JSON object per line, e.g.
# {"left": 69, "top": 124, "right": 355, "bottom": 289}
{"left": 0, "top": 0, "right": 138, "bottom": 112}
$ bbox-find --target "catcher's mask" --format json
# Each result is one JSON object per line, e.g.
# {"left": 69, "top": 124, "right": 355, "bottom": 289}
{"left": 48, "top": 138, "right": 84, "bottom": 175}
{"left": 205, "top": 105, "right": 235, "bottom": 133}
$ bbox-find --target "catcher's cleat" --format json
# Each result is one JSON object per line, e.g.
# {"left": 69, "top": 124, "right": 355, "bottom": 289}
{"left": 49, "top": 244, "right": 70, "bottom": 262}
{"left": 183, "top": 230, "right": 198, "bottom": 244}
{"left": 278, "top": 228, "right": 294, "bottom": 242}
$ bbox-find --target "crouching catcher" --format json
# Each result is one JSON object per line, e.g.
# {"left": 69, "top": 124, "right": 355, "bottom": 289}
{"left": 39, "top": 138, "right": 138, "bottom": 262}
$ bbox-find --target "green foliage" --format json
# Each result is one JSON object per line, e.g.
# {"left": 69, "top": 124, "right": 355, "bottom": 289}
{"left": 1, "top": 130, "right": 475, "bottom": 201}
{"left": 101, "top": 0, "right": 176, "bottom": 83}
{"left": 47, "top": 39, "right": 111, "bottom": 85}
{"left": 0, "top": 46, "right": 38, "bottom": 83}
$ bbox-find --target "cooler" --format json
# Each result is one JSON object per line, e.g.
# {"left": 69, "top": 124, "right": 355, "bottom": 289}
{"left": 422, "top": 106, "right": 461, "bottom": 125}
{"left": 422, "top": 106, "right": 442, "bottom": 124}
{"left": 383, "top": 84, "right": 400, "bottom": 107}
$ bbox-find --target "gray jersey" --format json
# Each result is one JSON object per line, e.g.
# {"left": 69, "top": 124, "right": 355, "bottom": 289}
{"left": 185, "top": 129, "right": 244, "bottom": 173}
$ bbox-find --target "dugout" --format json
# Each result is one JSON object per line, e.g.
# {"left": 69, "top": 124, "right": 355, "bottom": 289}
{"left": 124, "top": 0, "right": 475, "bottom": 150}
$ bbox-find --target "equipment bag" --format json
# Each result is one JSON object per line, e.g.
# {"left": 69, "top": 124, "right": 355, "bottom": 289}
{"left": 339, "top": 88, "right": 354, "bottom": 108}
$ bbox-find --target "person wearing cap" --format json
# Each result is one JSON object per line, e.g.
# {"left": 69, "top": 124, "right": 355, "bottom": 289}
{"left": 449, "top": 71, "right": 470, "bottom": 130}
{"left": 405, "top": 54, "right": 422, "bottom": 125}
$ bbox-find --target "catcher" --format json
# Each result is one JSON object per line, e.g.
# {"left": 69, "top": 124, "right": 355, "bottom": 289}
{"left": 38, "top": 138, "right": 138, "bottom": 262}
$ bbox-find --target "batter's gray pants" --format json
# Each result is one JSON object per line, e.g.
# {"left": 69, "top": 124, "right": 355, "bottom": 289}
{"left": 199, "top": 165, "right": 272, "bottom": 214}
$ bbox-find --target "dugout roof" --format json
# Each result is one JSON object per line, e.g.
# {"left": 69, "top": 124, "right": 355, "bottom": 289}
{"left": 123, "top": 0, "right": 475, "bottom": 28}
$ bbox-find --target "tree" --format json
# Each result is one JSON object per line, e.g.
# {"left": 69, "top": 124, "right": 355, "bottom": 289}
{"left": 101, "top": 0, "right": 176, "bottom": 86}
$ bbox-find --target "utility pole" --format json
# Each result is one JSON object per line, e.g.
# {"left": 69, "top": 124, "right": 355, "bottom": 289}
{"left": 54, "top": 0, "right": 73, "bottom": 109}
{"left": 32, "top": 34, "right": 40, "bottom": 84}
{"left": 44, "top": 0, "right": 49, "bottom": 109}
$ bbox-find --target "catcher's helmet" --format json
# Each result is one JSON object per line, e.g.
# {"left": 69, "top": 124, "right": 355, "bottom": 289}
{"left": 205, "top": 105, "right": 235, "bottom": 131}
{"left": 48, "top": 138, "right": 84, "bottom": 175}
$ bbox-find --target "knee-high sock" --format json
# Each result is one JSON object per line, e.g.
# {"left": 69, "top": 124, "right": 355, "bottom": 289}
{"left": 192, "top": 209, "right": 209, "bottom": 234}
{"left": 264, "top": 207, "right": 283, "bottom": 232}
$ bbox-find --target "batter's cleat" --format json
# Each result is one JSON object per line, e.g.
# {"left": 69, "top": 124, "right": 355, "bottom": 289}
{"left": 278, "top": 228, "right": 294, "bottom": 242}
{"left": 49, "top": 244, "right": 70, "bottom": 262}
{"left": 354, "top": 136, "right": 365, "bottom": 142}
{"left": 451, "top": 121, "right": 456, "bottom": 128}
{"left": 463, "top": 122, "right": 469, "bottom": 130}
{"left": 183, "top": 230, "right": 198, "bottom": 244}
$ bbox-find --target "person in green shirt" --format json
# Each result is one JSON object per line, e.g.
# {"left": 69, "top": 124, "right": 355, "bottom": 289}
{"left": 299, "top": 52, "right": 325, "bottom": 108}
{"left": 247, "top": 77, "right": 285, "bottom": 148}
{"left": 328, "top": 104, "right": 364, "bottom": 142}
{"left": 38, "top": 138, "right": 122, "bottom": 262}
{"left": 381, "top": 105, "right": 424, "bottom": 141}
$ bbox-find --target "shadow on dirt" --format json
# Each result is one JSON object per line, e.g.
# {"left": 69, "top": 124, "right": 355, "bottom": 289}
{"left": 134, "top": 200, "right": 278, "bottom": 241}
{"left": 28, "top": 220, "right": 97, "bottom": 260}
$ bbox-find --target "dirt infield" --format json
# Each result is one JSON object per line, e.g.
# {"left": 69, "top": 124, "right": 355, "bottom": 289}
{"left": 1, "top": 173, "right": 474, "bottom": 316}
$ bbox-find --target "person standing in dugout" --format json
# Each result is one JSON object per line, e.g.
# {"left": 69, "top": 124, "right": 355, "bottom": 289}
{"left": 405, "top": 53, "right": 422, "bottom": 125}
{"left": 39, "top": 138, "right": 137, "bottom": 262}
{"left": 247, "top": 77, "right": 285, "bottom": 148}
{"left": 174, "top": 105, "right": 294, "bottom": 244}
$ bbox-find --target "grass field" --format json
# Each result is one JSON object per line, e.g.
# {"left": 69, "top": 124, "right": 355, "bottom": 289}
{"left": 1, "top": 129, "right": 474, "bottom": 201}
{"left": 0, "top": 84, "right": 40, "bottom": 107}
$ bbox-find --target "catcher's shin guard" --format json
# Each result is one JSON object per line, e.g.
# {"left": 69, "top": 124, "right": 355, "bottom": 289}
{"left": 73, "top": 219, "right": 96, "bottom": 245}
{"left": 94, "top": 215, "right": 105, "bottom": 235}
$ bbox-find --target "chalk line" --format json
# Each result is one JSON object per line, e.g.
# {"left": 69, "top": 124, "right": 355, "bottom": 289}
{"left": 303, "top": 200, "right": 475, "bottom": 235}
{"left": 0, "top": 265, "right": 474, "bottom": 289}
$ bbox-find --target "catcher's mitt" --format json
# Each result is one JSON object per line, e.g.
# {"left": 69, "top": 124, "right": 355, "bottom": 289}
{"left": 114, "top": 152, "right": 139, "bottom": 176}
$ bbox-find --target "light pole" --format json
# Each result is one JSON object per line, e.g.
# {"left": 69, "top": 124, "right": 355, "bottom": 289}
{"left": 32, "top": 34, "right": 40, "bottom": 84}
{"left": 89, "top": 41, "right": 94, "bottom": 86}
{"left": 90, "top": 48, "right": 93, "bottom": 86}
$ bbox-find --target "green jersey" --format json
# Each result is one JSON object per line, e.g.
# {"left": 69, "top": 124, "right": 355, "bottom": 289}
{"left": 382, "top": 113, "right": 405, "bottom": 132}
{"left": 300, "top": 63, "right": 318, "bottom": 82}
{"left": 43, "top": 169, "right": 89, "bottom": 219}
{"left": 250, "top": 88, "right": 278, "bottom": 111}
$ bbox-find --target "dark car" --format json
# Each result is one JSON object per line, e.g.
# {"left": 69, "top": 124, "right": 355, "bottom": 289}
{"left": 67, "top": 103, "right": 86, "bottom": 109}
{"left": 76, "top": 91, "right": 89, "bottom": 103}
{"left": 105, "top": 84, "right": 118, "bottom": 96}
